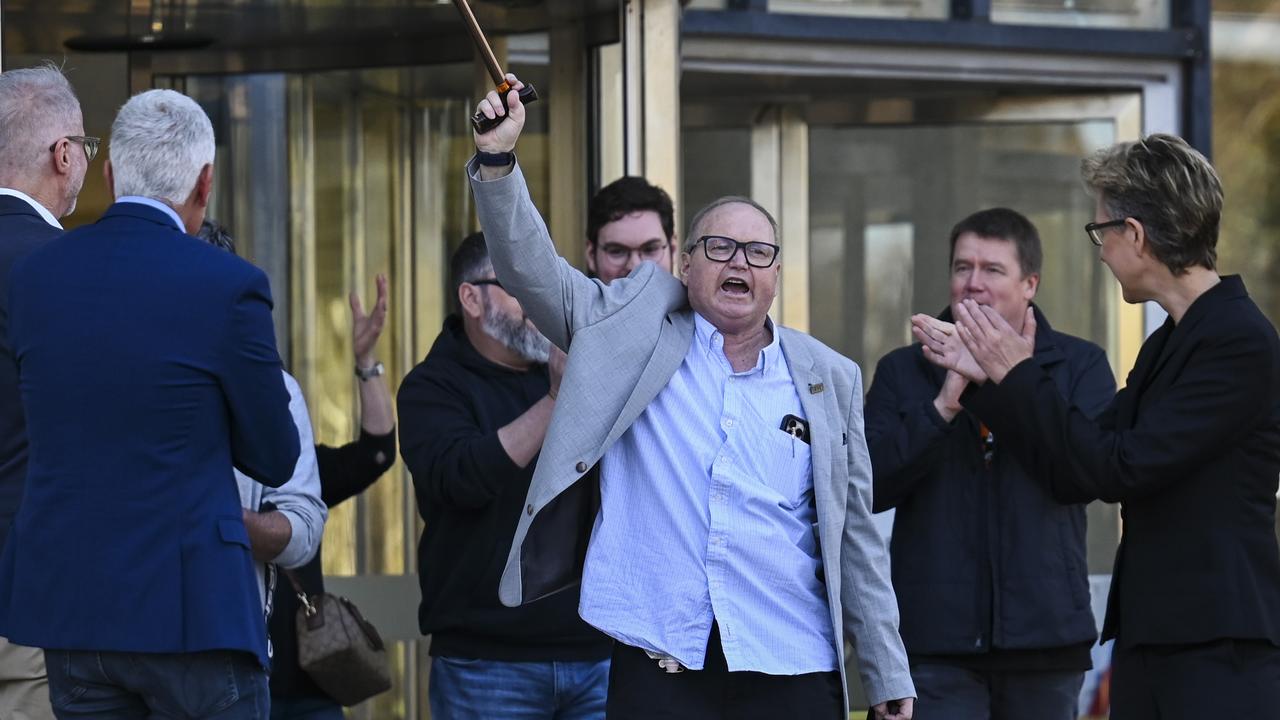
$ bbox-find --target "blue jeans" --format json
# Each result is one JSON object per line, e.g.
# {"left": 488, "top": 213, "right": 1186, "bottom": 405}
{"left": 268, "top": 695, "right": 343, "bottom": 720}
{"left": 428, "top": 656, "right": 609, "bottom": 720}
{"left": 45, "top": 649, "right": 268, "bottom": 719}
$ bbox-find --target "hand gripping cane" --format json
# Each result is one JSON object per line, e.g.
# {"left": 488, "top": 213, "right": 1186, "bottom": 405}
{"left": 452, "top": 0, "right": 540, "bottom": 133}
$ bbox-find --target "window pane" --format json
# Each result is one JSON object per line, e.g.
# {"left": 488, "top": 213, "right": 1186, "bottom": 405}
{"left": 769, "top": 0, "right": 948, "bottom": 20}
{"left": 992, "top": 0, "right": 1170, "bottom": 29}
{"left": 809, "top": 122, "right": 1117, "bottom": 383}
{"left": 1213, "top": 2, "right": 1280, "bottom": 548}
{"left": 683, "top": 127, "right": 752, "bottom": 226}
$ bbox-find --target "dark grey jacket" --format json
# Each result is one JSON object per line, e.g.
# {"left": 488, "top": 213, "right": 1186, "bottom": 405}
{"left": 866, "top": 305, "right": 1114, "bottom": 656}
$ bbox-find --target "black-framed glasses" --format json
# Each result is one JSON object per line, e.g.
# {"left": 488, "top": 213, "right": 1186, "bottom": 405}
{"left": 693, "top": 235, "right": 780, "bottom": 268}
{"left": 1085, "top": 218, "right": 1135, "bottom": 247}
{"left": 469, "top": 278, "right": 504, "bottom": 291}
{"left": 49, "top": 135, "right": 100, "bottom": 162}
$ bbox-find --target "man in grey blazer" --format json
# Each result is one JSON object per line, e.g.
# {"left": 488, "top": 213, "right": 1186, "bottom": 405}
{"left": 468, "top": 76, "right": 914, "bottom": 720}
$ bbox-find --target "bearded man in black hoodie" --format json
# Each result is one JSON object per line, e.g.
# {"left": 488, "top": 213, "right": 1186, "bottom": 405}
{"left": 398, "top": 232, "right": 612, "bottom": 719}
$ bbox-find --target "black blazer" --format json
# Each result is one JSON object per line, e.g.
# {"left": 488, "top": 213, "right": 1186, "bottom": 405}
{"left": 0, "top": 194, "right": 61, "bottom": 555}
{"left": 965, "top": 275, "right": 1280, "bottom": 648}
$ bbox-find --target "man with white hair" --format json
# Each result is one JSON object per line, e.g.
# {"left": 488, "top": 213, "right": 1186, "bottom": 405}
{"left": 0, "top": 61, "right": 91, "bottom": 720}
{"left": 0, "top": 88, "right": 298, "bottom": 718}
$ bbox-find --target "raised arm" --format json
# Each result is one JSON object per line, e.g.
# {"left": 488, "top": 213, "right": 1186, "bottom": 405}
{"left": 467, "top": 74, "right": 640, "bottom": 351}
{"left": 964, "top": 327, "right": 1265, "bottom": 504}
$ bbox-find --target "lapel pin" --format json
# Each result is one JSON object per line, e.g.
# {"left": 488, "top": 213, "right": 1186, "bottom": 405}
{"left": 809, "top": 383, "right": 824, "bottom": 394}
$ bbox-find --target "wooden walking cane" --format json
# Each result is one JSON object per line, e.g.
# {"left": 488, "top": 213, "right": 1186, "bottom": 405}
{"left": 451, "top": 0, "right": 540, "bottom": 133}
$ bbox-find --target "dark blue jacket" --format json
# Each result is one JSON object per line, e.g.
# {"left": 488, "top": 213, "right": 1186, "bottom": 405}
{"left": 0, "top": 201, "right": 299, "bottom": 666}
{"left": 0, "top": 194, "right": 61, "bottom": 556}
{"left": 866, "top": 305, "right": 1115, "bottom": 656}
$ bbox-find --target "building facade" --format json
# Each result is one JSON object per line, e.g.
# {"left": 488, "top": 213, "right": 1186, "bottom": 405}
{"left": 6, "top": 1, "right": 1275, "bottom": 717}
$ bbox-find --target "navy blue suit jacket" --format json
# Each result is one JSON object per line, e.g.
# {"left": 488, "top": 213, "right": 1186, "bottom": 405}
{"left": 0, "top": 194, "right": 61, "bottom": 556}
{"left": 0, "top": 201, "right": 299, "bottom": 665}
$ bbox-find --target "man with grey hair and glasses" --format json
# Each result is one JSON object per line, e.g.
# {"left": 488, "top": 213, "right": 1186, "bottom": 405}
{"left": 466, "top": 77, "right": 914, "bottom": 720}
{"left": 0, "top": 88, "right": 298, "bottom": 718}
{"left": 0, "top": 61, "right": 92, "bottom": 720}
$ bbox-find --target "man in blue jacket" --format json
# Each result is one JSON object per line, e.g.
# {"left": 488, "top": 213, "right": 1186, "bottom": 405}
{"left": 866, "top": 208, "right": 1115, "bottom": 720}
{"left": 0, "top": 63, "right": 91, "bottom": 720}
{"left": 0, "top": 88, "right": 299, "bottom": 719}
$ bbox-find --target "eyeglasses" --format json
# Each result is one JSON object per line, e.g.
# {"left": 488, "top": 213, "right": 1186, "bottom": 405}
{"left": 49, "top": 135, "right": 100, "bottom": 163}
{"left": 598, "top": 242, "right": 669, "bottom": 264}
{"left": 469, "top": 278, "right": 504, "bottom": 291}
{"left": 1085, "top": 218, "right": 1136, "bottom": 247}
{"left": 692, "top": 235, "right": 780, "bottom": 268}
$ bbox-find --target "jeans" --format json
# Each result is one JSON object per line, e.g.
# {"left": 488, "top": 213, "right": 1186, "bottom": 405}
{"left": 45, "top": 649, "right": 268, "bottom": 720}
{"left": 268, "top": 695, "right": 343, "bottom": 720}
{"left": 428, "top": 656, "right": 609, "bottom": 720}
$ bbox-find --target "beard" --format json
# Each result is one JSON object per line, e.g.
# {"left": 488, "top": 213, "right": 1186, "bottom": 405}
{"left": 482, "top": 300, "right": 551, "bottom": 364}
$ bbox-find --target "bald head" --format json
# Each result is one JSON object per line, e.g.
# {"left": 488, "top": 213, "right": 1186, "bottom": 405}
{"left": 684, "top": 196, "right": 778, "bottom": 253}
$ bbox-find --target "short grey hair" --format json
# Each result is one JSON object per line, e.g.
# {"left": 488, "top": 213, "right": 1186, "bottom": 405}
{"left": 109, "top": 89, "right": 215, "bottom": 205}
{"left": 683, "top": 196, "right": 779, "bottom": 253}
{"left": 1081, "top": 133, "right": 1222, "bottom": 274}
{"left": 0, "top": 63, "right": 83, "bottom": 178}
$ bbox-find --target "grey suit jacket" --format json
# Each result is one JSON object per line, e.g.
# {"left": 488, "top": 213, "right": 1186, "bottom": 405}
{"left": 468, "top": 158, "right": 914, "bottom": 706}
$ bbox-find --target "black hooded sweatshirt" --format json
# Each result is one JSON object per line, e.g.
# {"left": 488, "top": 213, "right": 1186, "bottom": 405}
{"left": 397, "top": 314, "right": 611, "bottom": 661}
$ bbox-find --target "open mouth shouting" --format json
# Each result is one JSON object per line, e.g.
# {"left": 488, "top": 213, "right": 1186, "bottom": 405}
{"left": 721, "top": 276, "right": 751, "bottom": 297}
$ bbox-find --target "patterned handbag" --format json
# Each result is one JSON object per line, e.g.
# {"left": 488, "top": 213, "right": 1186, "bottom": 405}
{"left": 283, "top": 570, "right": 392, "bottom": 706}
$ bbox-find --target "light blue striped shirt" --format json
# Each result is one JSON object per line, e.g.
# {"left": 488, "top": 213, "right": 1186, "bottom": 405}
{"left": 580, "top": 313, "right": 838, "bottom": 674}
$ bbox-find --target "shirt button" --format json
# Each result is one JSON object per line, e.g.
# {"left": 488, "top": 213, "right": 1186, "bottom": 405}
{"left": 526, "top": 504, "right": 535, "bottom": 516}
{"left": 723, "top": 419, "right": 734, "bottom": 429}
{"left": 575, "top": 461, "right": 588, "bottom": 473}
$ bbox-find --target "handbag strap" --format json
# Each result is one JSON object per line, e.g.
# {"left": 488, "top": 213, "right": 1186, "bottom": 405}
{"left": 283, "top": 569, "right": 318, "bottom": 617}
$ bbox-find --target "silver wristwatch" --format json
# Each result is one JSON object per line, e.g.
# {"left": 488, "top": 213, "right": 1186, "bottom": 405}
{"left": 355, "top": 361, "right": 385, "bottom": 381}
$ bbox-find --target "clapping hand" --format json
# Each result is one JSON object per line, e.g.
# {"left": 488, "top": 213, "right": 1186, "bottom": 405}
{"left": 911, "top": 313, "right": 987, "bottom": 384}
{"left": 351, "top": 274, "right": 388, "bottom": 369}
{"left": 952, "top": 299, "right": 1035, "bottom": 384}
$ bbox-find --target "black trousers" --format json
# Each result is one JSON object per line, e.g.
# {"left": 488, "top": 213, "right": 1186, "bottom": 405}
{"left": 908, "top": 662, "right": 1083, "bottom": 720}
{"left": 604, "top": 623, "right": 844, "bottom": 720}
{"left": 1111, "top": 639, "right": 1280, "bottom": 720}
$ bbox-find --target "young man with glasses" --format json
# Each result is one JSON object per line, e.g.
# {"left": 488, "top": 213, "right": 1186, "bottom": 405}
{"left": 0, "top": 63, "right": 93, "bottom": 720}
{"left": 398, "top": 233, "right": 612, "bottom": 720}
{"left": 464, "top": 75, "right": 915, "bottom": 720}
{"left": 865, "top": 208, "right": 1116, "bottom": 720}
{"left": 585, "top": 176, "right": 676, "bottom": 284}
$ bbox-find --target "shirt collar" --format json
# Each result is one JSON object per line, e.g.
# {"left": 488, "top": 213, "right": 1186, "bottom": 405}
{"left": 692, "top": 312, "right": 782, "bottom": 374}
{"left": 116, "top": 196, "right": 186, "bottom": 232}
{"left": 0, "top": 188, "right": 62, "bottom": 229}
